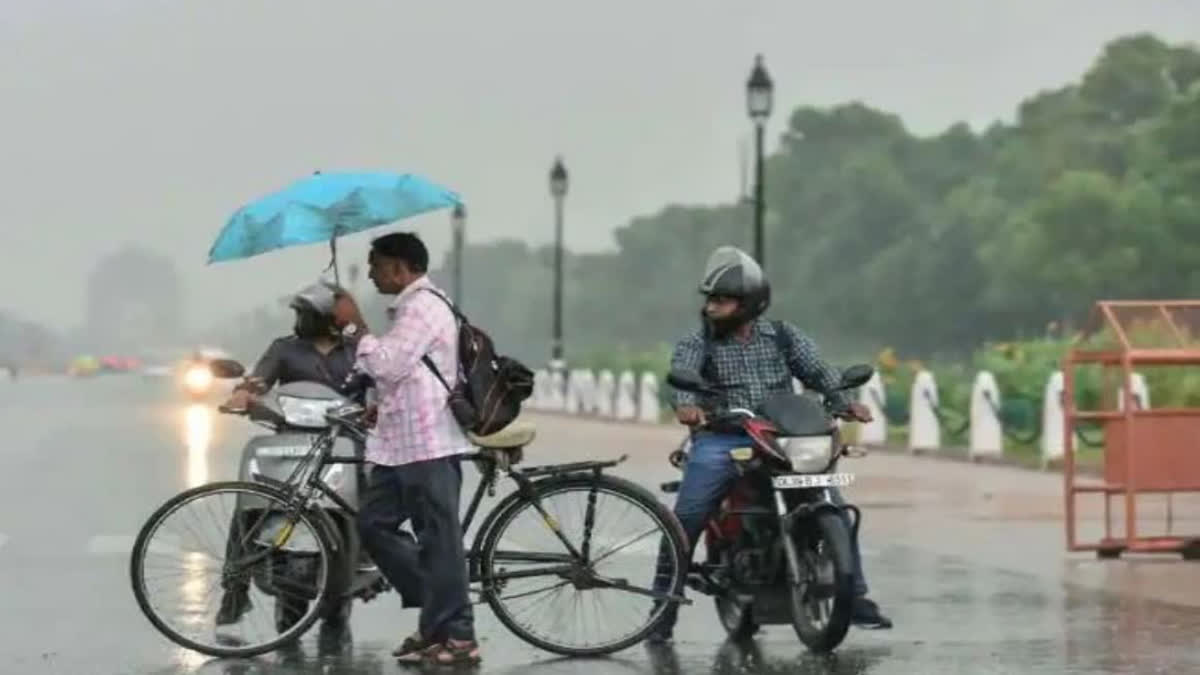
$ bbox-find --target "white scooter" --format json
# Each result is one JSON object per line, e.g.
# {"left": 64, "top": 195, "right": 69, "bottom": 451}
{"left": 217, "top": 364, "right": 387, "bottom": 633}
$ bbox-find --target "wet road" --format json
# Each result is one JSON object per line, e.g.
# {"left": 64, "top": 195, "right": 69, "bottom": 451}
{"left": 3, "top": 376, "right": 1200, "bottom": 674}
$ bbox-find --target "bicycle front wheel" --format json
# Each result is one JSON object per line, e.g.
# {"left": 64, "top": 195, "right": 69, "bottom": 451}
{"left": 129, "top": 481, "right": 335, "bottom": 658}
{"left": 479, "top": 474, "right": 688, "bottom": 656}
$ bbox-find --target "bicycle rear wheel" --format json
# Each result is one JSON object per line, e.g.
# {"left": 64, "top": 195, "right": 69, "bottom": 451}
{"left": 129, "top": 481, "right": 334, "bottom": 658}
{"left": 479, "top": 474, "right": 688, "bottom": 656}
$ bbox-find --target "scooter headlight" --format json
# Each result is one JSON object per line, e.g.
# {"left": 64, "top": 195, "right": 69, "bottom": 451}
{"left": 277, "top": 396, "right": 339, "bottom": 428}
{"left": 781, "top": 436, "right": 835, "bottom": 473}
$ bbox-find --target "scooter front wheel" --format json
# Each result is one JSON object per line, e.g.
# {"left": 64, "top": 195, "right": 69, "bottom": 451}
{"left": 129, "top": 481, "right": 335, "bottom": 658}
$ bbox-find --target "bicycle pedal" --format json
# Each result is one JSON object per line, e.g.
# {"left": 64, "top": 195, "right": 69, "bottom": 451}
{"left": 660, "top": 481, "right": 681, "bottom": 494}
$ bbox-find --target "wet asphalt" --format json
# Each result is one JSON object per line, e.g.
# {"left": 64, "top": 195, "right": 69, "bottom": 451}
{"left": 2, "top": 375, "right": 1200, "bottom": 674}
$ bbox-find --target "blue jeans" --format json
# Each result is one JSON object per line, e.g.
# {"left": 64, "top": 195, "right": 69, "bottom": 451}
{"left": 652, "top": 432, "right": 869, "bottom": 627}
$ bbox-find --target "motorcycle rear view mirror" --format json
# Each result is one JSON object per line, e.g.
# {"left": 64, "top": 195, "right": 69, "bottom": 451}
{"left": 209, "top": 359, "right": 246, "bottom": 379}
{"left": 838, "top": 364, "right": 874, "bottom": 390}
{"left": 666, "top": 369, "right": 719, "bottom": 396}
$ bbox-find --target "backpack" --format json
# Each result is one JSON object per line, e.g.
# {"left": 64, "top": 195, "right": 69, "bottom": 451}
{"left": 417, "top": 289, "right": 535, "bottom": 436}
{"left": 699, "top": 319, "right": 793, "bottom": 384}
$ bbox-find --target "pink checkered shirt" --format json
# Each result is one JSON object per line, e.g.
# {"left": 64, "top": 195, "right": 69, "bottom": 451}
{"left": 354, "top": 276, "right": 471, "bottom": 466}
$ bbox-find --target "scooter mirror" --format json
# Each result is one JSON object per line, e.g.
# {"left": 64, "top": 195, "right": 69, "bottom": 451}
{"left": 209, "top": 359, "right": 246, "bottom": 379}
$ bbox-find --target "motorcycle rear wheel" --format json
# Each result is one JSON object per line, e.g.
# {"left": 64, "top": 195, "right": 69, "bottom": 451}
{"left": 788, "top": 511, "right": 854, "bottom": 653}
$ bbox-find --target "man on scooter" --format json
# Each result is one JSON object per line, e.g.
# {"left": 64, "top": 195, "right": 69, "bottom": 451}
{"left": 214, "top": 280, "right": 365, "bottom": 628}
{"left": 648, "top": 246, "right": 892, "bottom": 644}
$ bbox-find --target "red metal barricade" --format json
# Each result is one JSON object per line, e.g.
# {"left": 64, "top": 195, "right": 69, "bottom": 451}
{"left": 1064, "top": 300, "right": 1200, "bottom": 558}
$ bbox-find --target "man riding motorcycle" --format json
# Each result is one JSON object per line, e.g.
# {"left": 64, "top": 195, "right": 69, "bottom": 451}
{"left": 649, "top": 246, "right": 892, "bottom": 643}
{"left": 214, "top": 280, "right": 368, "bottom": 627}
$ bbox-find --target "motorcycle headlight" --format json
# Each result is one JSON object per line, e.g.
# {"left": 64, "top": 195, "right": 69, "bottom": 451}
{"left": 277, "top": 396, "right": 339, "bottom": 428}
{"left": 782, "top": 436, "right": 835, "bottom": 473}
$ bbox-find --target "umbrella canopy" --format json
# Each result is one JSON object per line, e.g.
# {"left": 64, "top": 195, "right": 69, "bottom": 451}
{"left": 207, "top": 171, "right": 462, "bottom": 273}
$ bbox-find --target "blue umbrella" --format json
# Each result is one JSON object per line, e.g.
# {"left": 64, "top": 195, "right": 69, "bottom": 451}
{"left": 207, "top": 171, "right": 462, "bottom": 279}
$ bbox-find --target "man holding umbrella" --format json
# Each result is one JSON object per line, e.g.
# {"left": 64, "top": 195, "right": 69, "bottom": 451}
{"left": 206, "top": 170, "right": 473, "bottom": 662}
{"left": 332, "top": 232, "right": 481, "bottom": 666}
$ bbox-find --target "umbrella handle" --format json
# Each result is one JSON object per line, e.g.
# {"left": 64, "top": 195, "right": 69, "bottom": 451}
{"left": 327, "top": 235, "right": 341, "bottom": 287}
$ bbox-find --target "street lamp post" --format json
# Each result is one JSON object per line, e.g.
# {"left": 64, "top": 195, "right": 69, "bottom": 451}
{"left": 450, "top": 203, "right": 466, "bottom": 305}
{"left": 746, "top": 54, "right": 774, "bottom": 268}
{"left": 549, "top": 157, "right": 568, "bottom": 373}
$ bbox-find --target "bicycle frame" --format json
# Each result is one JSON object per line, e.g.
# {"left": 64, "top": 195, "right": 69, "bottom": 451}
{"left": 244, "top": 417, "right": 679, "bottom": 600}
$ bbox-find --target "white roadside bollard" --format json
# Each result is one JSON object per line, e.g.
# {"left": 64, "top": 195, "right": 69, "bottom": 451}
{"left": 531, "top": 369, "right": 550, "bottom": 411}
{"left": 565, "top": 369, "right": 584, "bottom": 414}
{"left": 595, "top": 370, "right": 616, "bottom": 417}
{"left": 857, "top": 371, "right": 888, "bottom": 446}
{"left": 1117, "top": 372, "right": 1150, "bottom": 411}
{"left": 615, "top": 370, "right": 637, "bottom": 420}
{"left": 1041, "top": 370, "right": 1065, "bottom": 466}
{"left": 547, "top": 370, "right": 566, "bottom": 412}
{"left": 638, "top": 372, "right": 660, "bottom": 423}
{"left": 577, "top": 370, "right": 597, "bottom": 415}
{"left": 969, "top": 370, "right": 1004, "bottom": 460}
{"left": 908, "top": 370, "right": 941, "bottom": 452}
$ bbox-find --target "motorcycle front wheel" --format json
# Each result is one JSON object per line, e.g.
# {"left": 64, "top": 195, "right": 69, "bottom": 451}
{"left": 788, "top": 510, "right": 854, "bottom": 652}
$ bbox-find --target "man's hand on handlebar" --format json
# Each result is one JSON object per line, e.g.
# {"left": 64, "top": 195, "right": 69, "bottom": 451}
{"left": 835, "top": 401, "right": 874, "bottom": 424}
{"left": 222, "top": 377, "right": 265, "bottom": 412}
{"left": 220, "top": 389, "right": 254, "bottom": 412}
{"left": 676, "top": 405, "right": 707, "bottom": 427}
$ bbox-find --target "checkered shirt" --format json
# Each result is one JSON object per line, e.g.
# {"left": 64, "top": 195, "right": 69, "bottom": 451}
{"left": 669, "top": 318, "right": 851, "bottom": 413}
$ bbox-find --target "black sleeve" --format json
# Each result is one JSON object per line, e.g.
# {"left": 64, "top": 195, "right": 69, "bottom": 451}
{"left": 246, "top": 339, "right": 286, "bottom": 391}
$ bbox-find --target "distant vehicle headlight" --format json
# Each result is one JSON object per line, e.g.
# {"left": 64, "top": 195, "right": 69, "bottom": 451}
{"left": 183, "top": 365, "right": 213, "bottom": 392}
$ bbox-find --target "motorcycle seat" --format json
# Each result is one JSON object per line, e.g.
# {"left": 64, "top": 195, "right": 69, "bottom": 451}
{"left": 468, "top": 419, "right": 537, "bottom": 449}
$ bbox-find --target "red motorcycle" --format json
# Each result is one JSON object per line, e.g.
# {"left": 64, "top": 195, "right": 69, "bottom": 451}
{"left": 662, "top": 364, "right": 872, "bottom": 653}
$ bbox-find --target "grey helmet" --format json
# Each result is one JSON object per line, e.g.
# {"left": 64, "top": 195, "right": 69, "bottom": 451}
{"left": 289, "top": 280, "right": 338, "bottom": 315}
{"left": 698, "top": 245, "right": 771, "bottom": 323}
{"left": 289, "top": 280, "right": 340, "bottom": 338}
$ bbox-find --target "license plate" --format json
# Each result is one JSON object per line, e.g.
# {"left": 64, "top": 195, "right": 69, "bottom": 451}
{"left": 772, "top": 473, "right": 855, "bottom": 489}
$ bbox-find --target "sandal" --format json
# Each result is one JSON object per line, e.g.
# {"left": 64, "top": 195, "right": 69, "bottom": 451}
{"left": 424, "top": 639, "right": 482, "bottom": 666}
{"left": 393, "top": 633, "right": 438, "bottom": 663}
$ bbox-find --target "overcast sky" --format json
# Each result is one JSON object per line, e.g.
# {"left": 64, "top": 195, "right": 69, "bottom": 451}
{"left": 4, "top": 0, "right": 1200, "bottom": 332}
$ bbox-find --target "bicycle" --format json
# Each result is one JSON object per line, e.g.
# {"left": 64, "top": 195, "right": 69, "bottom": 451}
{"left": 129, "top": 383, "right": 690, "bottom": 659}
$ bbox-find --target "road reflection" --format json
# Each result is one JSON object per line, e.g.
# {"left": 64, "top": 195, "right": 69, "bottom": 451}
{"left": 184, "top": 404, "right": 213, "bottom": 488}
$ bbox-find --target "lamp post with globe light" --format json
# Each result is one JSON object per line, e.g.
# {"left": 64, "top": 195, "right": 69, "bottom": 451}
{"left": 450, "top": 204, "right": 466, "bottom": 304}
{"left": 549, "top": 157, "right": 568, "bottom": 373}
{"left": 746, "top": 54, "right": 774, "bottom": 267}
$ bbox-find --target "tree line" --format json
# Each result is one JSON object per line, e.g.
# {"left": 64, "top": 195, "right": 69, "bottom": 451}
{"left": 204, "top": 33, "right": 1200, "bottom": 370}
{"left": 415, "top": 33, "right": 1200, "bottom": 367}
